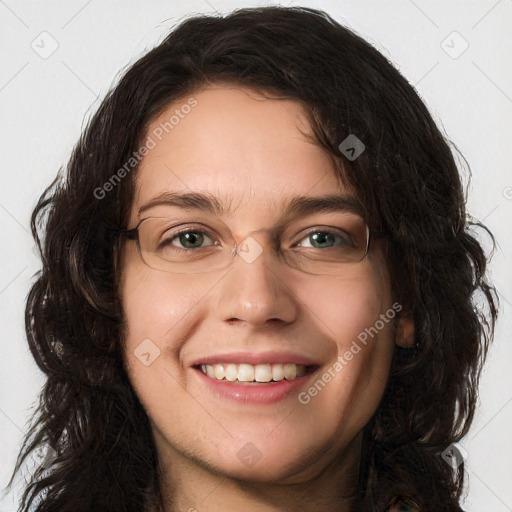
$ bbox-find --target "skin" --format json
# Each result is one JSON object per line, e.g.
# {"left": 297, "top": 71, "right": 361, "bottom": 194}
{"left": 119, "top": 86, "right": 413, "bottom": 512}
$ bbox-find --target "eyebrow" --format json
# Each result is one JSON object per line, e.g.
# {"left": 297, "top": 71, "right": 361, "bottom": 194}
{"left": 137, "top": 191, "right": 365, "bottom": 221}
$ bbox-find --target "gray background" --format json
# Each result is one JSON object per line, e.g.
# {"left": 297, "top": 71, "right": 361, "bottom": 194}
{"left": 1, "top": 0, "right": 511, "bottom": 510}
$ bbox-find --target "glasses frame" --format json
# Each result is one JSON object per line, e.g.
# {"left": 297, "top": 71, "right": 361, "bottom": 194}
{"left": 118, "top": 215, "right": 387, "bottom": 275}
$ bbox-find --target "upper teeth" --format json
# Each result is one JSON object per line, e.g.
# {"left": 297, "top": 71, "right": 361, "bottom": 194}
{"left": 199, "top": 363, "right": 307, "bottom": 382}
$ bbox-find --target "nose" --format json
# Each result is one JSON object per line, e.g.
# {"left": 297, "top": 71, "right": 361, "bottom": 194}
{"left": 216, "top": 234, "right": 299, "bottom": 327}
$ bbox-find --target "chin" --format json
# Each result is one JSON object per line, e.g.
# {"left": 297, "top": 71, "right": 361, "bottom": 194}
{"left": 200, "top": 433, "right": 332, "bottom": 484}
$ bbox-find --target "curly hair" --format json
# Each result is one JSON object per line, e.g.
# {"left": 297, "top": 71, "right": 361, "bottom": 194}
{"left": 7, "top": 6, "right": 497, "bottom": 511}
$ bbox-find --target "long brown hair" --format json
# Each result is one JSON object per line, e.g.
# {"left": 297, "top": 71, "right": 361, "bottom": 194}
{"left": 7, "top": 6, "right": 497, "bottom": 511}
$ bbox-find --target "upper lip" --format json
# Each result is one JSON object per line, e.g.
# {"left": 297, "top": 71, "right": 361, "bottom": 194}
{"left": 190, "top": 351, "right": 320, "bottom": 367}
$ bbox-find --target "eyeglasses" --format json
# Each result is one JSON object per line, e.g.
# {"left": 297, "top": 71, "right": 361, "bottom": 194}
{"left": 119, "top": 213, "right": 382, "bottom": 276}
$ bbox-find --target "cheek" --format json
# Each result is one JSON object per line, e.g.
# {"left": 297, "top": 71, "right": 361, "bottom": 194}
{"left": 119, "top": 267, "right": 209, "bottom": 437}
{"left": 293, "top": 261, "right": 395, "bottom": 437}
{"left": 298, "top": 256, "right": 393, "bottom": 353}
{"left": 122, "top": 268, "right": 202, "bottom": 344}
{"left": 119, "top": 266, "right": 202, "bottom": 392}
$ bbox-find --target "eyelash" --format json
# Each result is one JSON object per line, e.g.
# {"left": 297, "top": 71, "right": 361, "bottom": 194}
{"left": 160, "top": 226, "right": 351, "bottom": 250}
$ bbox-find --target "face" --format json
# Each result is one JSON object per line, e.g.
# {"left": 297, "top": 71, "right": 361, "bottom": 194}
{"left": 119, "top": 86, "right": 397, "bottom": 484}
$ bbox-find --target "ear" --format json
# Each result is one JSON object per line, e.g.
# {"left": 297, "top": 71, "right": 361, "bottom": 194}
{"left": 395, "top": 314, "right": 415, "bottom": 347}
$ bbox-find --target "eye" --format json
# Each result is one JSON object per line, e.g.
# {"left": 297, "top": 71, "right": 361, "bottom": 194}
{"left": 294, "top": 229, "right": 351, "bottom": 249}
{"left": 160, "top": 228, "right": 217, "bottom": 250}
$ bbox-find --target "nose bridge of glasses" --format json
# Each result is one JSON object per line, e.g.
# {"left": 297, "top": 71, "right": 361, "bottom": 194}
{"left": 230, "top": 227, "right": 279, "bottom": 265}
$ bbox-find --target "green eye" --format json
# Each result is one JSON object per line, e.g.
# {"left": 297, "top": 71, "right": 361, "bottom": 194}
{"left": 296, "top": 230, "right": 351, "bottom": 249}
{"left": 310, "top": 232, "right": 339, "bottom": 248}
{"left": 159, "top": 229, "right": 216, "bottom": 251}
{"left": 175, "top": 231, "right": 206, "bottom": 249}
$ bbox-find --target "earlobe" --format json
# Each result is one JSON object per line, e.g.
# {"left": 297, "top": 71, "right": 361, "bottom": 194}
{"left": 395, "top": 315, "right": 415, "bottom": 347}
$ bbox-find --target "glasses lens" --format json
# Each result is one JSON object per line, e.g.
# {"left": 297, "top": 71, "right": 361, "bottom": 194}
{"left": 283, "top": 217, "right": 369, "bottom": 275}
{"left": 135, "top": 215, "right": 369, "bottom": 275}
{"left": 136, "top": 217, "right": 232, "bottom": 274}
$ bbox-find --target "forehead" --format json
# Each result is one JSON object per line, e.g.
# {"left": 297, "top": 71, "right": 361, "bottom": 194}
{"left": 130, "top": 86, "right": 352, "bottom": 222}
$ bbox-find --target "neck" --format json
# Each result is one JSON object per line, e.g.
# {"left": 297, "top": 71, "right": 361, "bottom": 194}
{"left": 154, "top": 433, "right": 363, "bottom": 512}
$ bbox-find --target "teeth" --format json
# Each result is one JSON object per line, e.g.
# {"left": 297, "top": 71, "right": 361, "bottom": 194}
{"left": 237, "top": 363, "right": 254, "bottom": 382}
{"left": 284, "top": 363, "right": 296, "bottom": 380}
{"left": 254, "top": 364, "right": 272, "bottom": 382}
{"left": 214, "top": 364, "right": 225, "bottom": 380}
{"left": 271, "top": 363, "right": 284, "bottom": 381}
{"left": 206, "top": 364, "right": 215, "bottom": 378}
{"left": 199, "top": 363, "right": 308, "bottom": 383}
{"left": 225, "top": 364, "right": 238, "bottom": 382}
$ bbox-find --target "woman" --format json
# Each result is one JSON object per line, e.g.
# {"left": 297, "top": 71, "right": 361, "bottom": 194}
{"left": 8, "top": 6, "right": 497, "bottom": 511}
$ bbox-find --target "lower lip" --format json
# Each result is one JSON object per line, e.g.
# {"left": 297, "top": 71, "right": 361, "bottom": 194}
{"left": 193, "top": 368, "right": 317, "bottom": 404}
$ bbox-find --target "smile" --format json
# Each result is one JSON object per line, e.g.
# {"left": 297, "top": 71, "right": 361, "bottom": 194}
{"left": 193, "top": 363, "right": 319, "bottom": 404}
{"left": 199, "top": 362, "right": 313, "bottom": 383}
